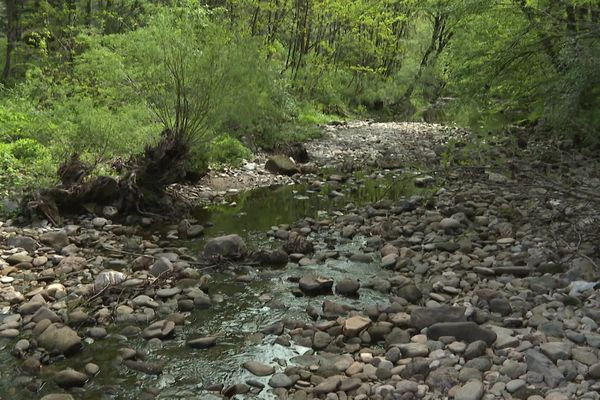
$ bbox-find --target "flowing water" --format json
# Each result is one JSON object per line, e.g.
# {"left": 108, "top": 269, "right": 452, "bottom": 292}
{"left": 0, "top": 170, "right": 425, "bottom": 399}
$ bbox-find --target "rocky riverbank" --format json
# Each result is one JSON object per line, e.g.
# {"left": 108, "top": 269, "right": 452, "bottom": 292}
{"left": 1, "top": 121, "right": 599, "bottom": 400}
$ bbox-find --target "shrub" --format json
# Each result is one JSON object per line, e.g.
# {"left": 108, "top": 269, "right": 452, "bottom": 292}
{"left": 209, "top": 134, "right": 252, "bottom": 166}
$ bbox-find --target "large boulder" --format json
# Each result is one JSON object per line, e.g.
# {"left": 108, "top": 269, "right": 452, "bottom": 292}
{"left": 265, "top": 155, "right": 300, "bottom": 176}
{"left": 37, "top": 323, "right": 82, "bottom": 355}
{"left": 204, "top": 234, "right": 247, "bottom": 260}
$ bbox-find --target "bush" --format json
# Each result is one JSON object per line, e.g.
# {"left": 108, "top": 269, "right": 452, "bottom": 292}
{"left": 208, "top": 134, "right": 252, "bottom": 166}
{"left": 0, "top": 139, "right": 55, "bottom": 198}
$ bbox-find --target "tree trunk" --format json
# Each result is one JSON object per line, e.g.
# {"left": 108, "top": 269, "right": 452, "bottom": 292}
{"left": 2, "top": 0, "right": 19, "bottom": 83}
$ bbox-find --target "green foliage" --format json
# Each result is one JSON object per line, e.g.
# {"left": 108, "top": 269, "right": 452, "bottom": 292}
{"left": 208, "top": 134, "right": 252, "bottom": 166}
{"left": 1, "top": 0, "right": 599, "bottom": 207}
{"left": 0, "top": 138, "right": 55, "bottom": 198}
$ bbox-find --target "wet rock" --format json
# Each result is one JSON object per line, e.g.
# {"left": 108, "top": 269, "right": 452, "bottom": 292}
{"left": 243, "top": 360, "right": 275, "bottom": 376}
{"left": 54, "top": 368, "right": 88, "bottom": 388}
{"left": 123, "top": 360, "right": 163, "bottom": 375}
{"left": 255, "top": 249, "right": 289, "bottom": 267}
{"left": 283, "top": 233, "right": 314, "bottom": 254}
{"left": 268, "top": 373, "right": 293, "bottom": 388}
{"left": 299, "top": 276, "right": 334, "bottom": 295}
{"left": 142, "top": 320, "right": 175, "bottom": 340}
{"left": 22, "top": 356, "right": 41, "bottom": 375}
{"left": 37, "top": 323, "right": 82, "bottom": 355}
{"left": 203, "top": 234, "right": 248, "bottom": 259}
{"left": 427, "top": 322, "right": 497, "bottom": 345}
{"left": 223, "top": 383, "right": 250, "bottom": 397}
{"left": 265, "top": 155, "right": 300, "bottom": 176}
{"left": 335, "top": 278, "right": 360, "bottom": 296}
{"left": 85, "top": 363, "right": 100, "bottom": 376}
{"left": 187, "top": 336, "right": 218, "bottom": 349}
{"left": 410, "top": 306, "right": 466, "bottom": 330}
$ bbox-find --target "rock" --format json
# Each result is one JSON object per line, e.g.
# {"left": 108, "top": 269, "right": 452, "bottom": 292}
{"left": 540, "top": 342, "right": 573, "bottom": 362}
{"left": 410, "top": 306, "right": 466, "bottom": 330}
{"left": 426, "top": 366, "right": 459, "bottom": 393}
{"left": 142, "top": 320, "right": 175, "bottom": 340}
{"left": 488, "top": 172, "right": 508, "bottom": 183}
{"left": 344, "top": 315, "right": 371, "bottom": 337}
{"left": 123, "top": 360, "right": 163, "bottom": 375}
{"left": 255, "top": 249, "right": 289, "bottom": 267}
{"left": 299, "top": 276, "right": 334, "bottom": 295}
{"left": 187, "top": 336, "right": 218, "bottom": 349}
{"left": 56, "top": 256, "right": 86, "bottom": 273}
{"left": 427, "top": 322, "right": 497, "bottom": 345}
{"left": 313, "top": 375, "right": 342, "bottom": 395}
{"left": 398, "top": 343, "right": 429, "bottom": 357}
{"left": 85, "top": 363, "right": 100, "bottom": 376}
{"left": 149, "top": 257, "right": 173, "bottom": 277}
{"left": 440, "top": 218, "right": 461, "bottom": 230}
{"left": 313, "top": 330, "right": 331, "bottom": 349}
{"left": 6, "top": 236, "right": 37, "bottom": 253}
{"left": 22, "top": 356, "right": 41, "bottom": 374}
{"left": 489, "top": 297, "right": 512, "bottom": 316}
{"left": 396, "top": 284, "right": 422, "bottom": 303}
{"left": 41, "top": 395, "right": 75, "bottom": 400}
{"left": 243, "top": 360, "right": 275, "bottom": 376}
{"left": 187, "top": 225, "right": 204, "bottom": 238}
{"left": 265, "top": 155, "right": 300, "bottom": 176}
{"left": 203, "top": 234, "right": 247, "bottom": 259}
{"left": 40, "top": 231, "right": 69, "bottom": 249}
{"left": 32, "top": 306, "right": 60, "bottom": 323}
{"left": 268, "top": 373, "right": 293, "bottom": 388}
{"left": 223, "top": 383, "right": 250, "bottom": 397}
{"left": 6, "top": 252, "right": 33, "bottom": 265}
{"left": 283, "top": 233, "right": 314, "bottom": 254}
{"left": 53, "top": 369, "right": 88, "bottom": 388}
{"left": 526, "top": 349, "right": 564, "bottom": 388}
{"left": 506, "top": 379, "right": 526, "bottom": 393}
{"left": 588, "top": 363, "right": 600, "bottom": 379}
{"left": 37, "top": 323, "right": 82, "bottom": 355}
{"left": 455, "top": 380, "right": 484, "bottom": 400}
{"left": 335, "top": 278, "right": 360, "bottom": 296}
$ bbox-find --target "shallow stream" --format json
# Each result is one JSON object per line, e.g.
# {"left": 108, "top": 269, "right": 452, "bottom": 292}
{"left": 0, "top": 170, "right": 424, "bottom": 399}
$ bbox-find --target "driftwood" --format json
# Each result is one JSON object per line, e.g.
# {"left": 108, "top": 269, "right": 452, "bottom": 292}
{"left": 25, "top": 129, "right": 196, "bottom": 224}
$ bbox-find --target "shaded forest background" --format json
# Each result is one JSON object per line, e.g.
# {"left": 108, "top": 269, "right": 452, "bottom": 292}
{"left": 1, "top": 0, "right": 599, "bottom": 204}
